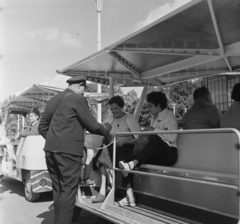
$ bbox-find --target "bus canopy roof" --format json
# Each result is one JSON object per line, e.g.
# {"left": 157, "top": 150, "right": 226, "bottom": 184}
{"left": 57, "top": 0, "right": 240, "bottom": 87}
{"left": 1, "top": 85, "right": 64, "bottom": 115}
{"left": 2, "top": 85, "right": 113, "bottom": 116}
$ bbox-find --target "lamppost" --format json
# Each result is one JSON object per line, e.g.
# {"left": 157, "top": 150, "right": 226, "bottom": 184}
{"left": 184, "top": 107, "right": 187, "bottom": 114}
{"left": 95, "top": 0, "right": 103, "bottom": 122}
{"left": 171, "top": 103, "right": 177, "bottom": 115}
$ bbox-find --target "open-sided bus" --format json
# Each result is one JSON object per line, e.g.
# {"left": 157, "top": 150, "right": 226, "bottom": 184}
{"left": 56, "top": 0, "right": 240, "bottom": 223}
{"left": 1, "top": 85, "right": 111, "bottom": 202}
{"left": 1, "top": 85, "right": 64, "bottom": 201}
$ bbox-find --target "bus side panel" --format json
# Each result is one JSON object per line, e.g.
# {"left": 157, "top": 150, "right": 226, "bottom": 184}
{"left": 134, "top": 174, "right": 238, "bottom": 218}
{"left": 31, "top": 170, "right": 52, "bottom": 193}
{"left": 16, "top": 136, "right": 47, "bottom": 170}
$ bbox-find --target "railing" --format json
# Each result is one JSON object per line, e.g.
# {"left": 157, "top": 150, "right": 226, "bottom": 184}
{"left": 102, "top": 128, "right": 240, "bottom": 222}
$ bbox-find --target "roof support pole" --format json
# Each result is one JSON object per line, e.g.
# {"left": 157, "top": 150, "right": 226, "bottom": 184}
{"left": 22, "top": 115, "right": 25, "bottom": 131}
{"left": 133, "top": 86, "right": 148, "bottom": 121}
{"left": 207, "top": 0, "right": 232, "bottom": 71}
{"left": 17, "top": 114, "right": 20, "bottom": 136}
{"left": 109, "top": 77, "right": 114, "bottom": 98}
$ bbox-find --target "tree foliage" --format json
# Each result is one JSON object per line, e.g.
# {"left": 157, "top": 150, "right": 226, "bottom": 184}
{"left": 0, "top": 94, "right": 20, "bottom": 138}
{"left": 86, "top": 82, "right": 123, "bottom": 122}
{"left": 138, "top": 79, "right": 205, "bottom": 127}
{"left": 123, "top": 89, "right": 139, "bottom": 114}
{"left": 1, "top": 79, "right": 205, "bottom": 137}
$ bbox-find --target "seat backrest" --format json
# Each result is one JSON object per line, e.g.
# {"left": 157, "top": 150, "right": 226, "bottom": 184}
{"left": 16, "top": 135, "right": 46, "bottom": 170}
{"left": 175, "top": 132, "right": 240, "bottom": 175}
{"left": 85, "top": 134, "right": 103, "bottom": 151}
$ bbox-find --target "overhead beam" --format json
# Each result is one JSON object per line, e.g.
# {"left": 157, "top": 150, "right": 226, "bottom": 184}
{"left": 225, "top": 42, "right": 240, "bottom": 57}
{"left": 108, "top": 51, "right": 141, "bottom": 80}
{"left": 113, "top": 47, "right": 220, "bottom": 57}
{"left": 6, "top": 104, "right": 32, "bottom": 111}
{"left": 141, "top": 55, "right": 221, "bottom": 79}
{"left": 207, "top": 0, "right": 232, "bottom": 71}
{"left": 161, "top": 70, "right": 225, "bottom": 78}
{"left": 57, "top": 70, "right": 133, "bottom": 80}
{"left": 34, "top": 85, "right": 60, "bottom": 95}
{"left": 24, "top": 96, "right": 46, "bottom": 104}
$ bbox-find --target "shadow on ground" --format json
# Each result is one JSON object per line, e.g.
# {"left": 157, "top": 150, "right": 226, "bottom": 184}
{"left": 0, "top": 176, "right": 25, "bottom": 197}
{"left": 38, "top": 209, "right": 113, "bottom": 224}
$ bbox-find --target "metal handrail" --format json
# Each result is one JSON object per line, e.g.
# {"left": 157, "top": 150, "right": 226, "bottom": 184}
{"left": 112, "top": 128, "right": 240, "bottom": 219}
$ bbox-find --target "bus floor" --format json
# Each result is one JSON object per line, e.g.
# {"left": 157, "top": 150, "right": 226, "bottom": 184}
{"left": 77, "top": 185, "right": 238, "bottom": 224}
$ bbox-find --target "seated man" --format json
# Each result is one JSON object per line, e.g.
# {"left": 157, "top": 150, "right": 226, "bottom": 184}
{"left": 16, "top": 108, "right": 41, "bottom": 139}
{"left": 182, "top": 87, "right": 222, "bottom": 129}
{"left": 220, "top": 82, "right": 240, "bottom": 130}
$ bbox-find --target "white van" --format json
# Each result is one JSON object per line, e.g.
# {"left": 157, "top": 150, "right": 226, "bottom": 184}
{"left": 4, "top": 135, "right": 52, "bottom": 202}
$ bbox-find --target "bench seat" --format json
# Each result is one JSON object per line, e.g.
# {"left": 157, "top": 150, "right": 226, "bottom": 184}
{"left": 131, "top": 130, "right": 240, "bottom": 219}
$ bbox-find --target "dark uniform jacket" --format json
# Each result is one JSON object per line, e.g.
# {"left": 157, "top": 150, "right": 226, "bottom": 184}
{"left": 38, "top": 88, "right": 107, "bottom": 156}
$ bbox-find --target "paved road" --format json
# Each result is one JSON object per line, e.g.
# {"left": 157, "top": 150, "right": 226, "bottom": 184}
{"left": 0, "top": 176, "right": 112, "bottom": 224}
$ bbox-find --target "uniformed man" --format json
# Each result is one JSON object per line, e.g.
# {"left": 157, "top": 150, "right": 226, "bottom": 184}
{"left": 38, "top": 76, "right": 111, "bottom": 224}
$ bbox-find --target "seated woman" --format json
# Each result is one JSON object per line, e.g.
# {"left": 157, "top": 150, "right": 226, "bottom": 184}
{"left": 220, "top": 82, "right": 240, "bottom": 130}
{"left": 16, "top": 108, "right": 41, "bottom": 139}
{"left": 118, "top": 91, "right": 178, "bottom": 207}
{"left": 92, "top": 95, "right": 140, "bottom": 203}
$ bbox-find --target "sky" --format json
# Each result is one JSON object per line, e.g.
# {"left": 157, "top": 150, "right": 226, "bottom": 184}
{"left": 0, "top": 0, "right": 191, "bottom": 103}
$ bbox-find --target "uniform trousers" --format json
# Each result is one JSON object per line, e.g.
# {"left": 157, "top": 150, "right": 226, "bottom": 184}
{"left": 45, "top": 151, "right": 82, "bottom": 224}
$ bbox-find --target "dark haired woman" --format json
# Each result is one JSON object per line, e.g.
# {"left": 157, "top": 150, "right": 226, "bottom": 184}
{"left": 92, "top": 95, "right": 140, "bottom": 203}
{"left": 221, "top": 83, "right": 240, "bottom": 130}
{"left": 118, "top": 91, "right": 178, "bottom": 207}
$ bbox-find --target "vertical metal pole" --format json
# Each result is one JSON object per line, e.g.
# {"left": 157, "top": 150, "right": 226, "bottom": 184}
{"left": 97, "top": 8, "right": 102, "bottom": 122}
{"left": 22, "top": 115, "right": 25, "bottom": 131}
{"left": 133, "top": 86, "right": 148, "bottom": 121}
{"left": 237, "top": 131, "right": 240, "bottom": 223}
{"left": 17, "top": 114, "right": 20, "bottom": 135}
{"left": 109, "top": 77, "right": 114, "bottom": 98}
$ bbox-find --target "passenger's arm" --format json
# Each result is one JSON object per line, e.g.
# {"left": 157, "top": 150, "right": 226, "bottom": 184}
{"left": 127, "top": 115, "right": 141, "bottom": 139}
{"left": 155, "top": 118, "right": 178, "bottom": 143}
{"left": 27, "top": 122, "right": 40, "bottom": 136}
{"left": 38, "top": 111, "right": 49, "bottom": 139}
{"left": 207, "top": 105, "right": 222, "bottom": 128}
{"left": 75, "top": 97, "right": 107, "bottom": 136}
{"left": 19, "top": 129, "right": 30, "bottom": 138}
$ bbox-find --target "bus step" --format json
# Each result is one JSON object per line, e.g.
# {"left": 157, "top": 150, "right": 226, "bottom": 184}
{"left": 104, "top": 202, "right": 190, "bottom": 224}
{"left": 79, "top": 185, "right": 100, "bottom": 197}
{"left": 76, "top": 197, "right": 190, "bottom": 224}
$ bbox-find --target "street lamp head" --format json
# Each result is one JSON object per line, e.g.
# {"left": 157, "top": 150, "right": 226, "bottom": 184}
{"left": 95, "top": 0, "right": 103, "bottom": 12}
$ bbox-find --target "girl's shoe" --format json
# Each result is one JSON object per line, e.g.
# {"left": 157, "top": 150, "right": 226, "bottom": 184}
{"left": 92, "top": 193, "right": 105, "bottom": 203}
{"left": 115, "top": 197, "right": 136, "bottom": 207}
{"left": 118, "top": 161, "right": 131, "bottom": 177}
{"left": 84, "top": 178, "right": 95, "bottom": 186}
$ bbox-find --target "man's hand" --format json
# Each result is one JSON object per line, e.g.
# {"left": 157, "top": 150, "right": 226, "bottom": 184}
{"left": 104, "top": 122, "right": 112, "bottom": 132}
{"left": 116, "top": 140, "right": 126, "bottom": 147}
{"left": 143, "top": 126, "right": 154, "bottom": 132}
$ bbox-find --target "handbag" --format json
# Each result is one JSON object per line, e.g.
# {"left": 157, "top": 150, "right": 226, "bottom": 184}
{"left": 132, "top": 135, "right": 150, "bottom": 156}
